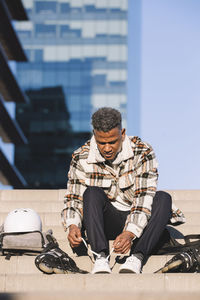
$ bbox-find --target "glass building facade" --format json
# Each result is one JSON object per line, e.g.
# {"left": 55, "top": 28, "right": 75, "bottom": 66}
{"left": 15, "top": 86, "right": 90, "bottom": 188}
{"left": 0, "top": 0, "right": 28, "bottom": 189}
{"left": 15, "top": 0, "right": 128, "bottom": 132}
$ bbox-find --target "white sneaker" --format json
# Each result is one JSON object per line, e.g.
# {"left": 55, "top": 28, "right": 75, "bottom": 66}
{"left": 119, "top": 255, "right": 142, "bottom": 274}
{"left": 91, "top": 256, "right": 111, "bottom": 274}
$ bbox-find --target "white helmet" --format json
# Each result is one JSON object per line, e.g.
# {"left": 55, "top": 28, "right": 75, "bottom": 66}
{"left": 3, "top": 208, "right": 42, "bottom": 233}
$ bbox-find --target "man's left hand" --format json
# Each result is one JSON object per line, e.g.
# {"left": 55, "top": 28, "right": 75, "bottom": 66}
{"left": 113, "top": 231, "right": 135, "bottom": 254}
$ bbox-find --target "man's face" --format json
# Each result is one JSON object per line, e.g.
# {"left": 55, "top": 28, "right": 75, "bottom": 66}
{"left": 94, "top": 127, "right": 126, "bottom": 161}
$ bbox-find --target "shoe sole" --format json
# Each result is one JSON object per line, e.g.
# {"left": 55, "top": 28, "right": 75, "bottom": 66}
{"left": 92, "top": 271, "right": 111, "bottom": 274}
{"left": 119, "top": 269, "right": 137, "bottom": 274}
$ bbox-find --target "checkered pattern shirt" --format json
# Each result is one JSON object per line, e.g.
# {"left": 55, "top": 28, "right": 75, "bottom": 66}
{"left": 61, "top": 135, "right": 185, "bottom": 238}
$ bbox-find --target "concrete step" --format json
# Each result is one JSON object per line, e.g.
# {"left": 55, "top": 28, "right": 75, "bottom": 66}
{"left": 0, "top": 189, "right": 199, "bottom": 297}
{"left": 1, "top": 189, "right": 200, "bottom": 202}
{"left": 0, "top": 222, "right": 198, "bottom": 247}
{"left": 0, "top": 255, "right": 92, "bottom": 275}
{"left": 174, "top": 200, "right": 200, "bottom": 213}
{"left": 0, "top": 211, "right": 199, "bottom": 228}
{"left": 166, "top": 190, "right": 200, "bottom": 201}
{"left": 0, "top": 254, "right": 173, "bottom": 275}
{"left": 0, "top": 273, "right": 199, "bottom": 293}
{"left": 0, "top": 201, "right": 63, "bottom": 213}
{"left": 0, "top": 212, "right": 63, "bottom": 227}
{"left": 40, "top": 224, "right": 200, "bottom": 241}
{"left": 0, "top": 189, "right": 200, "bottom": 300}
{"left": 2, "top": 291, "right": 200, "bottom": 300}
{"left": 0, "top": 199, "right": 199, "bottom": 217}
{"left": 0, "top": 189, "right": 65, "bottom": 202}
{"left": 183, "top": 212, "right": 200, "bottom": 225}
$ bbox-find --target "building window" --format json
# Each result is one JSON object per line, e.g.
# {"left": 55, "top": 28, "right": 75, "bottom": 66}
{"left": 35, "top": 1, "right": 57, "bottom": 14}
{"left": 35, "top": 24, "right": 56, "bottom": 38}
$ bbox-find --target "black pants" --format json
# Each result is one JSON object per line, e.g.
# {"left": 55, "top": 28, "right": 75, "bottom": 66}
{"left": 83, "top": 187, "right": 172, "bottom": 258}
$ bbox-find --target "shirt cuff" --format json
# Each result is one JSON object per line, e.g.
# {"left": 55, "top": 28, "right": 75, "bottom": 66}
{"left": 125, "top": 223, "right": 143, "bottom": 238}
{"left": 65, "top": 212, "right": 82, "bottom": 229}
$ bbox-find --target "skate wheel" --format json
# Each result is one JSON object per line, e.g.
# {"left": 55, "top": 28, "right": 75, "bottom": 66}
{"left": 38, "top": 263, "right": 53, "bottom": 274}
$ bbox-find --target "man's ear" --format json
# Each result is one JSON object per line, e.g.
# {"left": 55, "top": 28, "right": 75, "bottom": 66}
{"left": 121, "top": 128, "right": 126, "bottom": 141}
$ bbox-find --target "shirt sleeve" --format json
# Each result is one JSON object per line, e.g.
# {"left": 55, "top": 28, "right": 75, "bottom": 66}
{"left": 61, "top": 155, "right": 87, "bottom": 231}
{"left": 124, "top": 144, "right": 158, "bottom": 237}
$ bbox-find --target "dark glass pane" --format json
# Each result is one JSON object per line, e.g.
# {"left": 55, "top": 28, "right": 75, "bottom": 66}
{"left": 35, "top": 1, "right": 57, "bottom": 13}
{"left": 60, "top": 3, "right": 70, "bottom": 13}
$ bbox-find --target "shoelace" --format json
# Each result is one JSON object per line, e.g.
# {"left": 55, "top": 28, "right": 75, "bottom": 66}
{"left": 81, "top": 237, "right": 114, "bottom": 262}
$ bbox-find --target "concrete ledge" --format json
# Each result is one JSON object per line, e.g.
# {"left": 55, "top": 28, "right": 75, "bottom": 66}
{"left": 0, "top": 211, "right": 199, "bottom": 227}
{"left": 0, "top": 274, "right": 200, "bottom": 293}
{"left": 1, "top": 190, "right": 200, "bottom": 202}
{"left": 0, "top": 190, "right": 60, "bottom": 202}
{"left": 0, "top": 189, "right": 199, "bottom": 296}
{"left": 166, "top": 190, "right": 200, "bottom": 201}
{"left": 0, "top": 255, "right": 172, "bottom": 275}
{"left": 0, "top": 256, "right": 92, "bottom": 275}
{"left": 0, "top": 201, "right": 63, "bottom": 213}
{"left": 1, "top": 291, "right": 200, "bottom": 300}
{"left": 42, "top": 224, "right": 200, "bottom": 240}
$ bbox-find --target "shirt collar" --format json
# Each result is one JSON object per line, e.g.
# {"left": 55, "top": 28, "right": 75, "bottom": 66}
{"left": 87, "top": 134, "right": 134, "bottom": 164}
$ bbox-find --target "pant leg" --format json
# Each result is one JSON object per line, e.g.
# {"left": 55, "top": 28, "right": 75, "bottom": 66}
{"left": 83, "top": 186, "right": 129, "bottom": 255}
{"left": 131, "top": 191, "right": 172, "bottom": 258}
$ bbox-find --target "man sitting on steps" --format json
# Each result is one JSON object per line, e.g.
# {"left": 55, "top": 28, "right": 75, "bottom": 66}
{"left": 61, "top": 107, "right": 185, "bottom": 274}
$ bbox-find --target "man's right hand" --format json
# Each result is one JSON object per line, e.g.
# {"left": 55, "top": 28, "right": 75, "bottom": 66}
{"left": 67, "top": 224, "right": 82, "bottom": 248}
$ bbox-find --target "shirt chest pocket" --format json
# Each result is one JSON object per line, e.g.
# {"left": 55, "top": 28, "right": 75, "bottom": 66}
{"left": 118, "top": 172, "right": 135, "bottom": 190}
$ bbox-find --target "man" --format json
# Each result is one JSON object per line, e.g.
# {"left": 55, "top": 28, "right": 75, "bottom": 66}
{"left": 61, "top": 107, "right": 185, "bottom": 274}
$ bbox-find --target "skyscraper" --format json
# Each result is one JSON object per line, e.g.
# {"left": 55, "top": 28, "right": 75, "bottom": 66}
{"left": 15, "top": 0, "right": 128, "bottom": 132}
{"left": 15, "top": 86, "right": 90, "bottom": 188}
{"left": 0, "top": 0, "right": 28, "bottom": 188}
{"left": 14, "top": 0, "right": 128, "bottom": 188}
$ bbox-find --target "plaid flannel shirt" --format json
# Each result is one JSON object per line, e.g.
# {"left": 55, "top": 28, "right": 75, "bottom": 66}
{"left": 61, "top": 135, "right": 185, "bottom": 238}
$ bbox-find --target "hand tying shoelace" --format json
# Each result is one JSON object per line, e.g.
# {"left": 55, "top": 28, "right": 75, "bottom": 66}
{"left": 81, "top": 237, "right": 115, "bottom": 262}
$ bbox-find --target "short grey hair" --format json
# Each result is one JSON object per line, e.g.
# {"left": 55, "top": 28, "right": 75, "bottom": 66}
{"left": 91, "top": 107, "right": 122, "bottom": 132}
